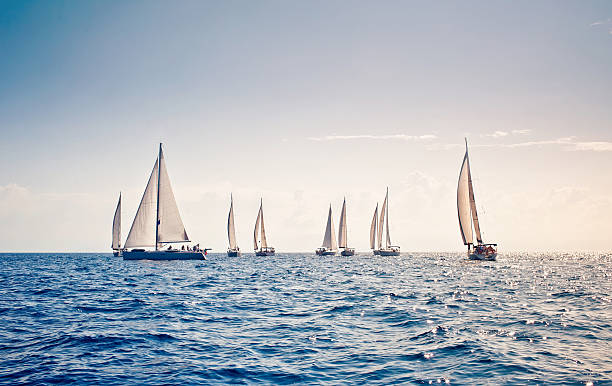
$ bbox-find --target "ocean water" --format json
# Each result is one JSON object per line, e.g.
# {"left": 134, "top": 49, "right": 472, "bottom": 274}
{"left": 0, "top": 252, "right": 610, "bottom": 385}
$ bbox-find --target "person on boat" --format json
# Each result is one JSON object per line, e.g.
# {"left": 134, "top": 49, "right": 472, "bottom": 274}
{"left": 167, "top": 245, "right": 172, "bottom": 250}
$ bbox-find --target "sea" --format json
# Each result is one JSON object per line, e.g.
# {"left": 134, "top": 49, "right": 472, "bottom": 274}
{"left": 0, "top": 252, "right": 610, "bottom": 385}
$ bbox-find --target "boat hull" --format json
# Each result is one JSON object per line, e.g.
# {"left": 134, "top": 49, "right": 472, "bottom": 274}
{"left": 372, "top": 250, "right": 381, "bottom": 256}
{"left": 227, "top": 251, "right": 241, "bottom": 257}
{"left": 316, "top": 249, "right": 337, "bottom": 256}
{"left": 340, "top": 248, "right": 355, "bottom": 256}
{"left": 123, "top": 250, "right": 205, "bottom": 260}
{"left": 469, "top": 253, "right": 497, "bottom": 261}
{"left": 112, "top": 250, "right": 121, "bottom": 257}
{"left": 378, "top": 250, "right": 400, "bottom": 256}
{"left": 255, "top": 251, "right": 275, "bottom": 256}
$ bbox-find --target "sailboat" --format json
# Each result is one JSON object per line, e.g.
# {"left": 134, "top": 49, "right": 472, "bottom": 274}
{"left": 370, "top": 203, "right": 379, "bottom": 255}
{"left": 122, "top": 144, "right": 206, "bottom": 260}
{"left": 375, "top": 188, "right": 401, "bottom": 256}
{"left": 316, "top": 205, "right": 338, "bottom": 256}
{"left": 254, "top": 199, "right": 275, "bottom": 256}
{"left": 338, "top": 198, "right": 355, "bottom": 256}
{"left": 227, "top": 194, "right": 241, "bottom": 257}
{"left": 111, "top": 192, "right": 122, "bottom": 257}
{"left": 457, "top": 139, "right": 497, "bottom": 261}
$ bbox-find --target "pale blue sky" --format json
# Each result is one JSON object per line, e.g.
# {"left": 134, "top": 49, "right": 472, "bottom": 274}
{"left": 1, "top": 1, "right": 611, "bottom": 251}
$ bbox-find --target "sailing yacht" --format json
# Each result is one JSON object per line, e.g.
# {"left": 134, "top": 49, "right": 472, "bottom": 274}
{"left": 227, "top": 194, "right": 241, "bottom": 257}
{"left": 457, "top": 139, "right": 497, "bottom": 261}
{"left": 370, "top": 203, "right": 379, "bottom": 255}
{"left": 254, "top": 199, "right": 275, "bottom": 256}
{"left": 122, "top": 144, "right": 206, "bottom": 260}
{"left": 316, "top": 205, "right": 337, "bottom": 256}
{"left": 111, "top": 193, "right": 122, "bottom": 257}
{"left": 338, "top": 198, "right": 355, "bottom": 256}
{"left": 374, "top": 188, "right": 401, "bottom": 256}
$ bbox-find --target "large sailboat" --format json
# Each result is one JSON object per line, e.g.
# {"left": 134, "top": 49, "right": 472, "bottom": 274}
{"left": 370, "top": 203, "right": 379, "bottom": 255}
{"left": 316, "top": 205, "right": 338, "bottom": 256}
{"left": 375, "top": 188, "right": 401, "bottom": 256}
{"left": 227, "top": 194, "right": 241, "bottom": 257}
{"left": 254, "top": 199, "right": 275, "bottom": 256}
{"left": 122, "top": 144, "right": 206, "bottom": 260}
{"left": 338, "top": 198, "right": 355, "bottom": 256}
{"left": 111, "top": 192, "right": 122, "bottom": 257}
{"left": 457, "top": 139, "right": 497, "bottom": 261}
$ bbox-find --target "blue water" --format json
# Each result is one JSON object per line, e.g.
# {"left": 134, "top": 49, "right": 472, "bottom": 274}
{"left": 0, "top": 253, "right": 610, "bottom": 385}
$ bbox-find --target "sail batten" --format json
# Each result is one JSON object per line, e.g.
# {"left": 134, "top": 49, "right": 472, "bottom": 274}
{"left": 338, "top": 199, "right": 347, "bottom": 248}
{"left": 370, "top": 204, "right": 378, "bottom": 250}
{"left": 112, "top": 193, "right": 121, "bottom": 250}
{"left": 228, "top": 195, "right": 237, "bottom": 249}
{"left": 321, "top": 205, "right": 337, "bottom": 250}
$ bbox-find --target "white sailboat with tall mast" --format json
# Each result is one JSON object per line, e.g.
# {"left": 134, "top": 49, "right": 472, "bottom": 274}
{"left": 338, "top": 198, "right": 355, "bottom": 256}
{"left": 316, "top": 204, "right": 338, "bottom": 256}
{"left": 111, "top": 192, "right": 122, "bottom": 257}
{"left": 376, "top": 188, "right": 401, "bottom": 256}
{"left": 254, "top": 198, "right": 275, "bottom": 256}
{"left": 457, "top": 138, "right": 497, "bottom": 261}
{"left": 227, "top": 194, "right": 241, "bottom": 257}
{"left": 370, "top": 203, "right": 379, "bottom": 255}
{"left": 122, "top": 144, "right": 206, "bottom": 260}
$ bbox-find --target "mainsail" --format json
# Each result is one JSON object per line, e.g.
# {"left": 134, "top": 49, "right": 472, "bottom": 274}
{"left": 254, "top": 199, "right": 268, "bottom": 250}
{"left": 124, "top": 144, "right": 189, "bottom": 249}
{"left": 385, "top": 190, "right": 392, "bottom": 248}
{"left": 457, "top": 139, "right": 482, "bottom": 245}
{"left": 112, "top": 193, "right": 121, "bottom": 250}
{"left": 321, "top": 205, "right": 337, "bottom": 250}
{"left": 370, "top": 204, "right": 378, "bottom": 250}
{"left": 338, "top": 198, "right": 347, "bottom": 248}
{"left": 157, "top": 147, "right": 189, "bottom": 244}
{"left": 227, "top": 194, "right": 237, "bottom": 249}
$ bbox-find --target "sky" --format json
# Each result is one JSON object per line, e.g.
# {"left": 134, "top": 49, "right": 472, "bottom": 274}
{"left": 1, "top": 0, "right": 611, "bottom": 252}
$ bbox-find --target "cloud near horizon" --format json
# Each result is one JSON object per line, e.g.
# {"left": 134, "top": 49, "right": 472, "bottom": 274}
{"left": 307, "top": 134, "right": 437, "bottom": 141}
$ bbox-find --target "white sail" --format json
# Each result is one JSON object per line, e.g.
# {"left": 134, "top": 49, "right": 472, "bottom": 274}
{"left": 468, "top": 165, "right": 483, "bottom": 244}
{"left": 124, "top": 159, "right": 159, "bottom": 248}
{"left": 321, "top": 205, "right": 337, "bottom": 250}
{"left": 228, "top": 194, "right": 237, "bottom": 249}
{"left": 385, "top": 189, "right": 392, "bottom": 248}
{"left": 112, "top": 193, "right": 121, "bottom": 250}
{"left": 253, "top": 205, "right": 261, "bottom": 250}
{"left": 457, "top": 148, "right": 474, "bottom": 245}
{"left": 370, "top": 204, "right": 378, "bottom": 250}
{"left": 338, "top": 198, "right": 347, "bottom": 248}
{"left": 260, "top": 202, "right": 268, "bottom": 248}
{"left": 378, "top": 192, "right": 387, "bottom": 250}
{"left": 157, "top": 146, "right": 189, "bottom": 245}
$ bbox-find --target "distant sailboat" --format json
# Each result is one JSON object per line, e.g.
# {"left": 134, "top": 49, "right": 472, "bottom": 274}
{"left": 112, "top": 193, "right": 122, "bottom": 257}
{"left": 227, "top": 194, "right": 241, "bottom": 257}
{"left": 338, "top": 198, "right": 355, "bottom": 256}
{"left": 457, "top": 139, "right": 497, "bottom": 261}
{"left": 370, "top": 203, "right": 379, "bottom": 255}
{"left": 375, "top": 188, "right": 401, "bottom": 256}
{"left": 254, "top": 199, "right": 275, "bottom": 256}
{"left": 316, "top": 205, "right": 337, "bottom": 256}
{"left": 122, "top": 144, "right": 206, "bottom": 260}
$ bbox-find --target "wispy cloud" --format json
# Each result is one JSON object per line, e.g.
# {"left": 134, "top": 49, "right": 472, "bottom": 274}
{"left": 308, "top": 134, "right": 437, "bottom": 142}
{"left": 590, "top": 18, "right": 611, "bottom": 27}
{"left": 483, "top": 129, "right": 531, "bottom": 138}
{"left": 434, "top": 136, "right": 612, "bottom": 152}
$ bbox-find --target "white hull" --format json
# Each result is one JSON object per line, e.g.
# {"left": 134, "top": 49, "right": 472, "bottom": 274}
{"left": 123, "top": 250, "right": 205, "bottom": 260}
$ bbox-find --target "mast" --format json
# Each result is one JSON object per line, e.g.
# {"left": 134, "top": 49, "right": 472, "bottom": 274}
{"left": 155, "top": 143, "right": 162, "bottom": 251}
{"left": 385, "top": 187, "right": 391, "bottom": 248}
